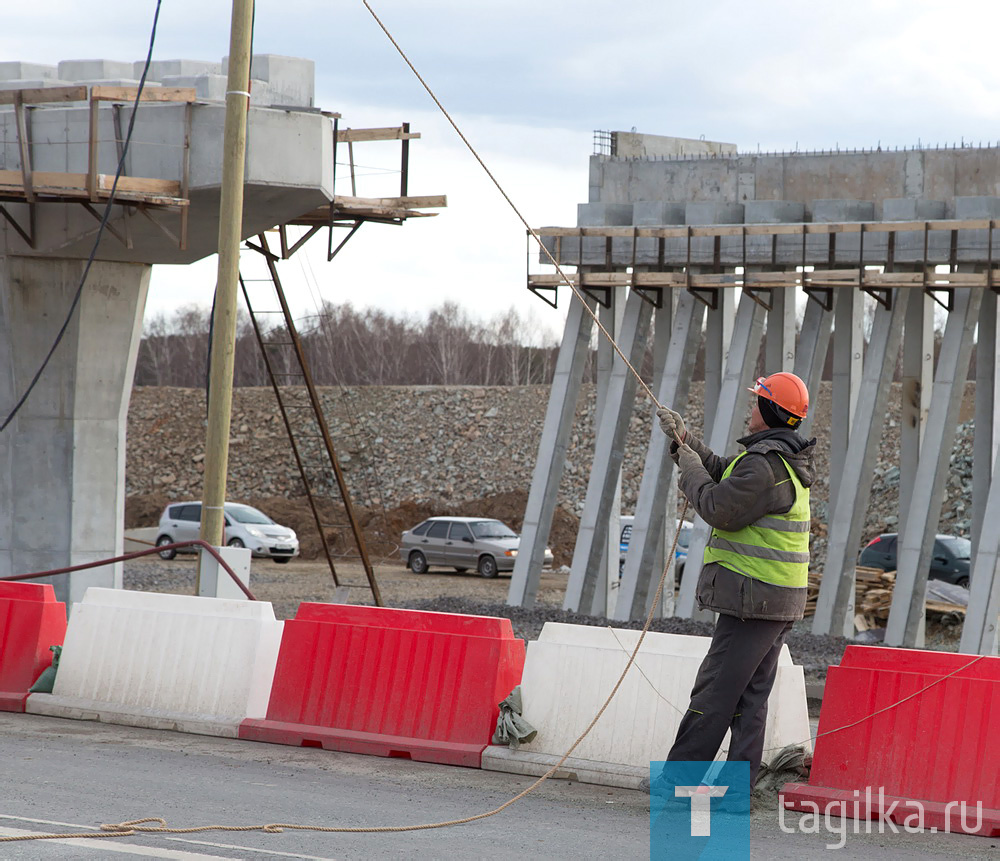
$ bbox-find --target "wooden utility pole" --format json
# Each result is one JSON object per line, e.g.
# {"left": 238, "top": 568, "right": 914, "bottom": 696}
{"left": 199, "top": 0, "right": 254, "bottom": 587}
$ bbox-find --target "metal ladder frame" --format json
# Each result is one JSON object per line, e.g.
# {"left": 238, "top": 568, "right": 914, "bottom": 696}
{"left": 240, "top": 232, "right": 382, "bottom": 606}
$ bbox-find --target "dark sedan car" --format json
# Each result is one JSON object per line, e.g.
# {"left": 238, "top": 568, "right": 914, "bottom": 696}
{"left": 859, "top": 533, "right": 970, "bottom": 587}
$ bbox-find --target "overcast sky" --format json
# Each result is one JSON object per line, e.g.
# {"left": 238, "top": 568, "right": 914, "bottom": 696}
{"left": 5, "top": 0, "right": 1000, "bottom": 340}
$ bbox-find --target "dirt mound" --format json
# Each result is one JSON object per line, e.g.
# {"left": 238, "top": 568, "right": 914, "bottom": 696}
{"left": 125, "top": 490, "right": 580, "bottom": 566}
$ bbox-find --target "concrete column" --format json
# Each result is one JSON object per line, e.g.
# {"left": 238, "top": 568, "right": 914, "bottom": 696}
{"left": 960, "top": 452, "right": 1000, "bottom": 655}
{"left": 0, "top": 256, "right": 149, "bottom": 607}
{"left": 899, "top": 290, "right": 934, "bottom": 540}
{"left": 592, "top": 290, "right": 625, "bottom": 615}
{"left": 676, "top": 290, "right": 766, "bottom": 619}
{"left": 564, "top": 288, "right": 652, "bottom": 614}
{"left": 886, "top": 288, "right": 982, "bottom": 648}
{"left": 765, "top": 287, "right": 796, "bottom": 373}
{"left": 793, "top": 294, "right": 833, "bottom": 439}
{"left": 972, "top": 291, "right": 1000, "bottom": 556}
{"left": 704, "top": 287, "right": 736, "bottom": 432}
{"left": 813, "top": 290, "right": 909, "bottom": 637}
{"left": 614, "top": 290, "right": 704, "bottom": 621}
{"left": 507, "top": 293, "right": 596, "bottom": 607}
{"left": 829, "top": 288, "right": 864, "bottom": 509}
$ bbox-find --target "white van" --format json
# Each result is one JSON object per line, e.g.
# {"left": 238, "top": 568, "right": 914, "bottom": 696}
{"left": 155, "top": 501, "right": 299, "bottom": 563}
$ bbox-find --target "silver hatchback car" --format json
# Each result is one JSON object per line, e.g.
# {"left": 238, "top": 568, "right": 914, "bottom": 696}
{"left": 400, "top": 516, "right": 554, "bottom": 578}
{"left": 156, "top": 501, "right": 299, "bottom": 563}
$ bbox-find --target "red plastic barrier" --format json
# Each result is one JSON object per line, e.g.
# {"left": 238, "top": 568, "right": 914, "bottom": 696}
{"left": 782, "top": 645, "right": 1000, "bottom": 836}
{"left": 239, "top": 604, "right": 525, "bottom": 767}
{"left": 0, "top": 582, "right": 67, "bottom": 712}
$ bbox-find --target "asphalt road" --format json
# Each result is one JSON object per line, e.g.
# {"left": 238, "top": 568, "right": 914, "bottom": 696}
{"left": 0, "top": 713, "right": 995, "bottom": 860}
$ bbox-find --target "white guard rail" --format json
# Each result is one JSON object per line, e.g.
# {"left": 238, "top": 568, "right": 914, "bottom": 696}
{"left": 27, "top": 588, "right": 283, "bottom": 737}
{"left": 482, "top": 622, "right": 810, "bottom": 789}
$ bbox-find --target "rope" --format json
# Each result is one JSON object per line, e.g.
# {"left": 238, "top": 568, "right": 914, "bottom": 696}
{"left": 360, "top": 0, "right": 662, "bottom": 412}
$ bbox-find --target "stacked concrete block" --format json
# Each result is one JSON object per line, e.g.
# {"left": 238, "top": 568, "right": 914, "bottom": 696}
{"left": 161, "top": 74, "right": 228, "bottom": 102}
{"left": 683, "top": 202, "right": 744, "bottom": 265}
{"left": 0, "top": 62, "right": 60, "bottom": 81}
{"left": 57, "top": 60, "right": 135, "bottom": 82}
{"left": 631, "top": 201, "right": 686, "bottom": 266}
{"left": 223, "top": 54, "right": 315, "bottom": 108}
{"left": 577, "top": 202, "right": 633, "bottom": 266}
{"left": 137, "top": 60, "right": 222, "bottom": 81}
{"left": 745, "top": 201, "right": 805, "bottom": 266}
{"left": 955, "top": 196, "right": 1000, "bottom": 263}
{"left": 0, "top": 79, "right": 73, "bottom": 92}
{"left": 809, "top": 200, "right": 875, "bottom": 265}
{"left": 884, "top": 198, "right": 948, "bottom": 264}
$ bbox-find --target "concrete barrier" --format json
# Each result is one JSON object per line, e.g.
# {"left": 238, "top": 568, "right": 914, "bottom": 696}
{"left": 481, "top": 622, "right": 810, "bottom": 789}
{"left": 0, "top": 582, "right": 67, "bottom": 712}
{"left": 782, "top": 645, "right": 1000, "bottom": 836}
{"left": 239, "top": 604, "right": 525, "bottom": 766}
{"left": 27, "top": 588, "right": 282, "bottom": 736}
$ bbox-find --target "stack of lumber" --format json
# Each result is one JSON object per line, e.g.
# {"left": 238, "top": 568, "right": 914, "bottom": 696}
{"left": 805, "top": 566, "right": 967, "bottom": 631}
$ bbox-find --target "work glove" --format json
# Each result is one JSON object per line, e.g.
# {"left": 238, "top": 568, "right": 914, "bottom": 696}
{"left": 676, "top": 442, "right": 702, "bottom": 475}
{"left": 656, "top": 406, "right": 686, "bottom": 442}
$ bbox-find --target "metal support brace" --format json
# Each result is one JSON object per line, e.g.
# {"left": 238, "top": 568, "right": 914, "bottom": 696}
{"left": 813, "top": 290, "right": 909, "bottom": 637}
{"left": 765, "top": 286, "right": 796, "bottom": 373}
{"left": 703, "top": 286, "right": 736, "bottom": 434}
{"left": 507, "top": 295, "right": 597, "bottom": 607}
{"left": 886, "top": 288, "right": 982, "bottom": 647}
{"left": 564, "top": 289, "right": 653, "bottom": 614}
{"left": 959, "top": 453, "right": 1000, "bottom": 655}
{"left": 899, "top": 289, "right": 933, "bottom": 541}
{"left": 614, "top": 290, "right": 704, "bottom": 620}
{"left": 829, "top": 288, "right": 864, "bottom": 511}
{"left": 676, "top": 291, "right": 766, "bottom": 619}
{"left": 972, "top": 291, "right": 1000, "bottom": 557}
{"left": 793, "top": 294, "right": 832, "bottom": 439}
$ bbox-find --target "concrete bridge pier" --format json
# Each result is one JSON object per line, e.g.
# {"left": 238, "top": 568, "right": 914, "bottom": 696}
{"left": 0, "top": 255, "right": 149, "bottom": 605}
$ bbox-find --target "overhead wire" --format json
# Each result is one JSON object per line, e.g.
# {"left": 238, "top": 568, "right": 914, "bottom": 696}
{"left": 0, "top": 0, "right": 164, "bottom": 433}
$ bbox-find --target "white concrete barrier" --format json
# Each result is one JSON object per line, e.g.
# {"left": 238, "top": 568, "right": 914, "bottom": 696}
{"left": 482, "top": 622, "right": 811, "bottom": 789}
{"left": 26, "top": 588, "right": 283, "bottom": 737}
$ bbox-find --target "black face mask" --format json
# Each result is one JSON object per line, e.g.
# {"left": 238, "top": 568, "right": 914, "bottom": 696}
{"left": 758, "top": 395, "right": 801, "bottom": 429}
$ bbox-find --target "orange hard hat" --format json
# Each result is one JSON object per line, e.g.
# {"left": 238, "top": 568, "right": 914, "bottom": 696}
{"left": 748, "top": 372, "right": 809, "bottom": 422}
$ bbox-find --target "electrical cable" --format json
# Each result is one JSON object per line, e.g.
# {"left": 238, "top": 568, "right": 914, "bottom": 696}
{"left": 0, "top": 0, "right": 164, "bottom": 433}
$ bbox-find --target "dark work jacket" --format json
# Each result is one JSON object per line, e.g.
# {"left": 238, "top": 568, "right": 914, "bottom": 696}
{"left": 670, "top": 428, "right": 816, "bottom": 621}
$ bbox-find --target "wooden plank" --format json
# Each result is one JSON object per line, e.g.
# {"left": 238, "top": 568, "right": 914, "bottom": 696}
{"left": 528, "top": 274, "right": 576, "bottom": 286}
{"left": 0, "top": 86, "right": 87, "bottom": 105}
{"left": 332, "top": 194, "right": 446, "bottom": 209}
{"left": 633, "top": 271, "right": 686, "bottom": 287}
{"left": 0, "top": 170, "right": 181, "bottom": 200}
{"left": 336, "top": 127, "right": 422, "bottom": 143}
{"left": 581, "top": 226, "right": 633, "bottom": 237}
{"left": 13, "top": 93, "right": 34, "bottom": 203}
{"left": 99, "top": 175, "right": 181, "bottom": 196}
{"left": 90, "top": 86, "right": 197, "bottom": 103}
{"left": 579, "top": 272, "right": 630, "bottom": 286}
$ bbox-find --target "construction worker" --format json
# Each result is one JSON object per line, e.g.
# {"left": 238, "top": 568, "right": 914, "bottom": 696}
{"left": 649, "top": 372, "right": 816, "bottom": 806}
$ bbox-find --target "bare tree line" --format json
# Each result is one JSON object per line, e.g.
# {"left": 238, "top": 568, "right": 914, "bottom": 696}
{"left": 134, "top": 301, "right": 562, "bottom": 387}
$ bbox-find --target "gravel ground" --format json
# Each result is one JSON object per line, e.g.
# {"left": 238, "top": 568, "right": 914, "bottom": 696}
{"left": 123, "top": 555, "right": 961, "bottom": 683}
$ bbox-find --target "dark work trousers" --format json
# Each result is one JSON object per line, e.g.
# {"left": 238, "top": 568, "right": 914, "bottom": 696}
{"left": 666, "top": 613, "right": 794, "bottom": 787}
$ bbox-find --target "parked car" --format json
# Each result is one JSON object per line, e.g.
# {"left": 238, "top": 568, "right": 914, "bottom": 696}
{"left": 859, "top": 532, "right": 970, "bottom": 587}
{"left": 400, "top": 516, "right": 553, "bottom": 578}
{"left": 156, "top": 502, "right": 299, "bottom": 563}
{"left": 619, "top": 516, "right": 693, "bottom": 579}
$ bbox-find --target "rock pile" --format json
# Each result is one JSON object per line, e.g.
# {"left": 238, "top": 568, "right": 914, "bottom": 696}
{"left": 125, "top": 381, "right": 977, "bottom": 565}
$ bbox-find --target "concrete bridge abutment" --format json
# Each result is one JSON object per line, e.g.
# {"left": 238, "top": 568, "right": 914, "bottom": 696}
{"left": 0, "top": 255, "right": 149, "bottom": 605}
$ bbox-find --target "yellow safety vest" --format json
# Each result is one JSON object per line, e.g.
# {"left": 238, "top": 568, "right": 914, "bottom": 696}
{"left": 702, "top": 451, "right": 810, "bottom": 588}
